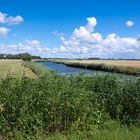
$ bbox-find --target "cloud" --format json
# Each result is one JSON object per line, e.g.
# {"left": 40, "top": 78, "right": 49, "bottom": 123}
{"left": 0, "top": 17, "right": 140, "bottom": 59}
{"left": 0, "top": 12, "right": 7, "bottom": 23}
{"left": 51, "top": 17, "right": 140, "bottom": 58}
{"left": 25, "top": 40, "right": 40, "bottom": 46}
{"left": 86, "top": 17, "right": 97, "bottom": 33}
{"left": 137, "top": 35, "right": 140, "bottom": 41}
{"left": 51, "top": 30, "right": 65, "bottom": 41}
{"left": 0, "top": 12, "right": 23, "bottom": 38}
{"left": 0, "top": 40, "right": 51, "bottom": 57}
{"left": 0, "top": 27, "right": 10, "bottom": 38}
{"left": 0, "top": 12, "right": 23, "bottom": 25}
{"left": 126, "top": 20, "right": 134, "bottom": 27}
{"left": 6, "top": 16, "right": 24, "bottom": 25}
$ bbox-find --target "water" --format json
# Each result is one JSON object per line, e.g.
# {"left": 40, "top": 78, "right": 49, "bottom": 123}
{"left": 37, "top": 61, "right": 101, "bottom": 75}
{"left": 37, "top": 62, "right": 135, "bottom": 78}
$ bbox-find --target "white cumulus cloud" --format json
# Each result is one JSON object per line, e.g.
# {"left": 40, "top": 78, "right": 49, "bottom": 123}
{"left": 126, "top": 20, "right": 134, "bottom": 27}
{"left": 86, "top": 17, "right": 97, "bottom": 33}
{"left": 50, "top": 17, "right": 140, "bottom": 58}
{"left": 6, "top": 15, "right": 24, "bottom": 25}
{"left": 26, "top": 40, "right": 40, "bottom": 46}
{"left": 0, "top": 12, "right": 23, "bottom": 38}
{"left": 0, "top": 12, "right": 7, "bottom": 23}
{"left": 0, "top": 11, "right": 23, "bottom": 25}
{"left": 0, "top": 27, "right": 10, "bottom": 38}
{"left": 0, "top": 17, "right": 140, "bottom": 59}
{"left": 0, "top": 40, "right": 51, "bottom": 57}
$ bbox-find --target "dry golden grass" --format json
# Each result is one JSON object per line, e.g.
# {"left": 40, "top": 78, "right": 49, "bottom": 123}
{"left": 66, "top": 60, "right": 140, "bottom": 68}
{"left": 0, "top": 59, "right": 36, "bottom": 78}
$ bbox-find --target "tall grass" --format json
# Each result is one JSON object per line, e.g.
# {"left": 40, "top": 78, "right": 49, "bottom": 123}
{"left": 0, "top": 62, "right": 140, "bottom": 139}
{"left": 52, "top": 60, "right": 140, "bottom": 75}
{"left": 22, "top": 61, "right": 55, "bottom": 77}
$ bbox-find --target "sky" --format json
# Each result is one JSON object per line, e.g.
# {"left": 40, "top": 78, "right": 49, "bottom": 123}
{"left": 0, "top": 0, "right": 140, "bottom": 58}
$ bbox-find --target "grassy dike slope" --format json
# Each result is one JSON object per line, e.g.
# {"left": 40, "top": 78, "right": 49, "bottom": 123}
{"left": 0, "top": 60, "right": 36, "bottom": 78}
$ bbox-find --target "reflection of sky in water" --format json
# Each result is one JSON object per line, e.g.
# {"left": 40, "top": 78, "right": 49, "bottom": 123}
{"left": 37, "top": 62, "right": 133, "bottom": 78}
{"left": 37, "top": 62, "right": 98, "bottom": 75}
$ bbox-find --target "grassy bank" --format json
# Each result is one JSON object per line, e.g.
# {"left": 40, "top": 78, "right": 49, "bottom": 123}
{"left": 49, "top": 59, "right": 140, "bottom": 76}
{"left": 0, "top": 60, "right": 36, "bottom": 78}
{"left": 0, "top": 62, "right": 140, "bottom": 139}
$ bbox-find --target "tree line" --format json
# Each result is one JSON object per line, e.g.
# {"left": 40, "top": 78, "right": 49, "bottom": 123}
{"left": 0, "top": 53, "right": 41, "bottom": 61}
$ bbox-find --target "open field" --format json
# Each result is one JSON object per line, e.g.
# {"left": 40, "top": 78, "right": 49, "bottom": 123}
{"left": 0, "top": 59, "right": 36, "bottom": 78}
{"left": 66, "top": 60, "right": 140, "bottom": 68}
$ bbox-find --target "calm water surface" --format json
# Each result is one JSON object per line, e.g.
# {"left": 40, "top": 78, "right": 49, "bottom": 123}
{"left": 37, "top": 62, "right": 134, "bottom": 78}
{"left": 37, "top": 61, "right": 102, "bottom": 75}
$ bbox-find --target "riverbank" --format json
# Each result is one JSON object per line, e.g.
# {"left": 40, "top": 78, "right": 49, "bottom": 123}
{"left": 48, "top": 59, "right": 140, "bottom": 76}
{"left": 0, "top": 59, "right": 36, "bottom": 78}
{"left": 0, "top": 61, "right": 140, "bottom": 139}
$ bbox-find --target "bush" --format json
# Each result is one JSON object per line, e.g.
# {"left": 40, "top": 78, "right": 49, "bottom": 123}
{"left": 22, "top": 57, "right": 31, "bottom": 61}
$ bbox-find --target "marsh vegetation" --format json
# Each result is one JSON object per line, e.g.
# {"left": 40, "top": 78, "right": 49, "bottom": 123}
{"left": 0, "top": 61, "right": 140, "bottom": 139}
{"left": 49, "top": 59, "right": 140, "bottom": 76}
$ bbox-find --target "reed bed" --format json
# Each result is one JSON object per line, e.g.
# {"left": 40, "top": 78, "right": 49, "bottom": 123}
{"left": 51, "top": 59, "right": 140, "bottom": 75}
{"left": 68, "top": 60, "right": 140, "bottom": 68}
{"left": 0, "top": 62, "right": 140, "bottom": 139}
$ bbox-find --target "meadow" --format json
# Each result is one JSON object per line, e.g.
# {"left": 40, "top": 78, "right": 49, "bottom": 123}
{"left": 0, "top": 60, "right": 36, "bottom": 78}
{"left": 0, "top": 60, "right": 140, "bottom": 140}
{"left": 50, "top": 59, "right": 140, "bottom": 75}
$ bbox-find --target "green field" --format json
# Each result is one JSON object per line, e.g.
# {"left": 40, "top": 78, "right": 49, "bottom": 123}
{"left": 0, "top": 60, "right": 140, "bottom": 140}
{"left": 0, "top": 60, "right": 36, "bottom": 78}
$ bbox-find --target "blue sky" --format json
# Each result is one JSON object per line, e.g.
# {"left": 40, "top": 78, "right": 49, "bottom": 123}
{"left": 0, "top": 0, "right": 140, "bottom": 58}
